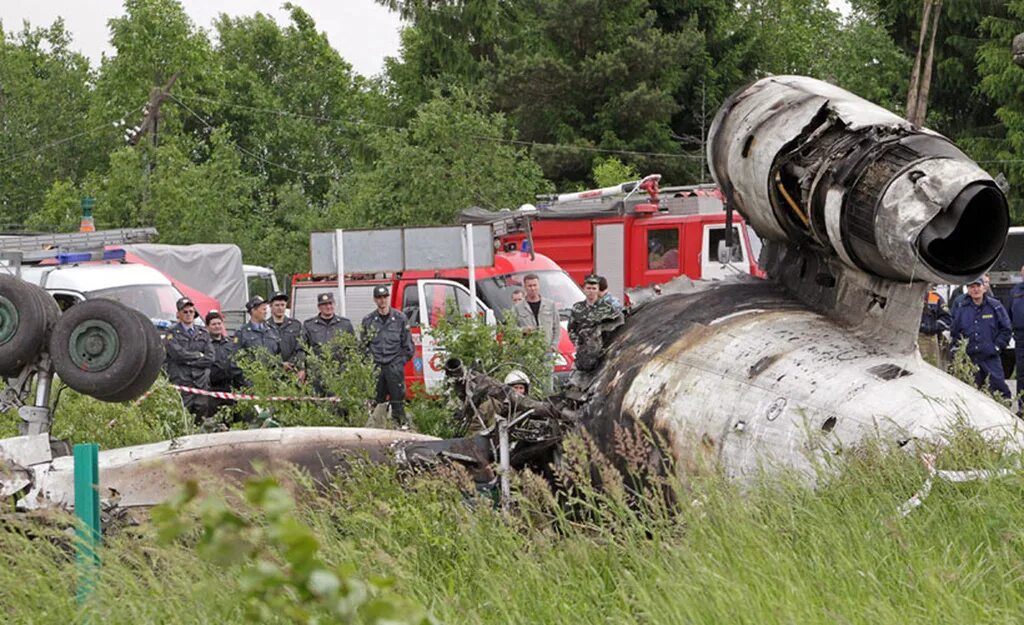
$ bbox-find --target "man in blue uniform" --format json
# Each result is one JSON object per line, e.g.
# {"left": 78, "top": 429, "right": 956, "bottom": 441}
{"left": 235, "top": 295, "right": 282, "bottom": 360}
{"left": 1009, "top": 266, "right": 1024, "bottom": 389}
{"left": 269, "top": 290, "right": 305, "bottom": 378}
{"left": 362, "top": 285, "right": 414, "bottom": 426}
{"left": 950, "top": 276, "right": 1012, "bottom": 399}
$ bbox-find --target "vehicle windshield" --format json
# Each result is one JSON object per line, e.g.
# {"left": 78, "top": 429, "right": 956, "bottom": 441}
{"left": 476, "top": 270, "right": 584, "bottom": 318}
{"left": 87, "top": 284, "right": 184, "bottom": 321}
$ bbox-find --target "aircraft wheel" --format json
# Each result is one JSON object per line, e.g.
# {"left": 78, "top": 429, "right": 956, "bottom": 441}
{"left": 93, "top": 309, "right": 165, "bottom": 402}
{"left": 0, "top": 276, "right": 56, "bottom": 377}
{"left": 49, "top": 300, "right": 150, "bottom": 398}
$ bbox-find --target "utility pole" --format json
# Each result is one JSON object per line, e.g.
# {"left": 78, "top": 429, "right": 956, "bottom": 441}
{"left": 127, "top": 73, "right": 180, "bottom": 148}
{"left": 906, "top": 0, "right": 942, "bottom": 127}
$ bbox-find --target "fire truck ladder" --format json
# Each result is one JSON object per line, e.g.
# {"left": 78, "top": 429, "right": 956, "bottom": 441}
{"left": 0, "top": 227, "right": 158, "bottom": 264}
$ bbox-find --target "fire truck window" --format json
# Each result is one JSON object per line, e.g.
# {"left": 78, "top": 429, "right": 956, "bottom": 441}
{"left": 648, "top": 229, "right": 680, "bottom": 270}
{"left": 423, "top": 283, "right": 471, "bottom": 327}
{"left": 403, "top": 285, "right": 420, "bottom": 327}
{"left": 708, "top": 227, "right": 745, "bottom": 263}
{"left": 455, "top": 288, "right": 485, "bottom": 317}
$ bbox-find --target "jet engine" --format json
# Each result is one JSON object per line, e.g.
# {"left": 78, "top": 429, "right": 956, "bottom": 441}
{"left": 708, "top": 75, "right": 1008, "bottom": 285}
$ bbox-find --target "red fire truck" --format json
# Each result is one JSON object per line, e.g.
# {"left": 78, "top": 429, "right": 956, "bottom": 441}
{"left": 462, "top": 175, "right": 763, "bottom": 301}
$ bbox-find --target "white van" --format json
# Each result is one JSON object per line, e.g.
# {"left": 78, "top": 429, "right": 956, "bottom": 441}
{"left": 19, "top": 262, "right": 186, "bottom": 322}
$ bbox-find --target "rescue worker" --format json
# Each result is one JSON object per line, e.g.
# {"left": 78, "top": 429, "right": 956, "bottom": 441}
{"left": 163, "top": 297, "right": 214, "bottom": 420}
{"left": 302, "top": 292, "right": 356, "bottom": 395}
{"left": 919, "top": 285, "right": 952, "bottom": 368}
{"left": 950, "top": 276, "right": 1012, "bottom": 399}
{"left": 1011, "top": 265, "right": 1024, "bottom": 388}
{"left": 362, "top": 285, "right": 415, "bottom": 426}
{"left": 597, "top": 275, "right": 624, "bottom": 312}
{"left": 269, "top": 290, "right": 305, "bottom": 378}
{"left": 235, "top": 295, "right": 282, "bottom": 360}
{"left": 568, "top": 275, "right": 624, "bottom": 372}
{"left": 206, "top": 309, "right": 244, "bottom": 419}
{"left": 468, "top": 369, "right": 530, "bottom": 433}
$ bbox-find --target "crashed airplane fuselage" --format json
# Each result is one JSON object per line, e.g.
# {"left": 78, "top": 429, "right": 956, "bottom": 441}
{"left": 578, "top": 74, "right": 1021, "bottom": 479}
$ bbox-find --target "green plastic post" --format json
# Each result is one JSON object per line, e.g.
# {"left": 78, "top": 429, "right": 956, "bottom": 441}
{"left": 74, "top": 443, "right": 101, "bottom": 604}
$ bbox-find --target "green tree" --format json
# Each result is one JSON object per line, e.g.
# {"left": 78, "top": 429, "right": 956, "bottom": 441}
{"left": 0, "top": 20, "right": 94, "bottom": 226}
{"left": 333, "top": 91, "right": 549, "bottom": 227}
{"left": 977, "top": 2, "right": 1024, "bottom": 222}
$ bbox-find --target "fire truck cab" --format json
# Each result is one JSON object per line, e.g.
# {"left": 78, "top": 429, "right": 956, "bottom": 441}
{"left": 464, "top": 176, "right": 763, "bottom": 301}
{"left": 291, "top": 246, "right": 582, "bottom": 396}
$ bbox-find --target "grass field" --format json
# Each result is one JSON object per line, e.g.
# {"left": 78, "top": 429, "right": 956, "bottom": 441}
{"left": 3, "top": 427, "right": 1024, "bottom": 625}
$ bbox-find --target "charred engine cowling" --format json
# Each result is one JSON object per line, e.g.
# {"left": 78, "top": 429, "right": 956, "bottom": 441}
{"left": 708, "top": 75, "right": 1008, "bottom": 286}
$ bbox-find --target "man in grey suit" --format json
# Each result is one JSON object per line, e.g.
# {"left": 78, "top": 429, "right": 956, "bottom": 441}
{"left": 514, "top": 273, "right": 561, "bottom": 354}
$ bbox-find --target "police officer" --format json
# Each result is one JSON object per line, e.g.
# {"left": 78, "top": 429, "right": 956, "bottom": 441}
{"left": 269, "top": 290, "right": 305, "bottom": 376}
{"left": 163, "top": 297, "right": 214, "bottom": 419}
{"left": 206, "top": 309, "right": 244, "bottom": 417}
{"left": 302, "top": 292, "right": 356, "bottom": 395}
{"left": 950, "top": 276, "right": 1012, "bottom": 399}
{"left": 919, "top": 285, "right": 952, "bottom": 368}
{"left": 302, "top": 292, "right": 356, "bottom": 356}
{"left": 568, "top": 275, "right": 623, "bottom": 371}
{"left": 362, "top": 285, "right": 414, "bottom": 426}
{"left": 1010, "top": 266, "right": 1024, "bottom": 388}
{"left": 235, "top": 295, "right": 282, "bottom": 360}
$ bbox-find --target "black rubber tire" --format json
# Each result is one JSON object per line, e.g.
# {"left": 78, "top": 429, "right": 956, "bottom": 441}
{"left": 0, "top": 275, "right": 48, "bottom": 377}
{"left": 49, "top": 299, "right": 149, "bottom": 398}
{"left": 93, "top": 309, "right": 165, "bottom": 403}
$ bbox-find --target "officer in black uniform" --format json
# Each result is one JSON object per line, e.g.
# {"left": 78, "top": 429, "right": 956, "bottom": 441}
{"left": 302, "top": 292, "right": 356, "bottom": 395}
{"left": 235, "top": 295, "right": 282, "bottom": 360}
{"left": 302, "top": 293, "right": 356, "bottom": 355}
{"left": 362, "top": 285, "right": 414, "bottom": 426}
{"left": 206, "top": 309, "right": 244, "bottom": 417}
{"left": 269, "top": 290, "right": 305, "bottom": 375}
{"left": 163, "top": 297, "right": 214, "bottom": 420}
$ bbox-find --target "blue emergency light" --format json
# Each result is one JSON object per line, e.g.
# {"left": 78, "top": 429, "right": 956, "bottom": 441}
{"left": 55, "top": 248, "right": 126, "bottom": 265}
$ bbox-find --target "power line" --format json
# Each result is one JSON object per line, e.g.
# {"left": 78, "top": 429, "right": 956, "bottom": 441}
{"left": 168, "top": 94, "right": 342, "bottom": 179}
{"left": 174, "top": 92, "right": 705, "bottom": 161}
{"left": 0, "top": 116, "right": 132, "bottom": 167}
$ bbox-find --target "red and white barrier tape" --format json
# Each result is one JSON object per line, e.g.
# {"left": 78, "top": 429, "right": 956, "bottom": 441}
{"left": 137, "top": 385, "right": 342, "bottom": 404}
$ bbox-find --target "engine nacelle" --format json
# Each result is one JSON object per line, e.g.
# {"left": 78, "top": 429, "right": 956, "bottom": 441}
{"left": 708, "top": 75, "right": 1008, "bottom": 284}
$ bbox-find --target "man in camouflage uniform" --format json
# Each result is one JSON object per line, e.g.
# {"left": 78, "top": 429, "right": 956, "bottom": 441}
{"left": 269, "top": 290, "right": 305, "bottom": 379}
{"left": 235, "top": 295, "right": 282, "bottom": 361}
{"left": 568, "top": 275, "right": 624, "bottom": 372}
{"left": 302, "top": 292, "right": 356, "bottom": 395}
{"left": 362, "top": 285, "right": 415, "bottom": 426}
{"left": 163, "top": 297, "right": 214, "bottom": 420}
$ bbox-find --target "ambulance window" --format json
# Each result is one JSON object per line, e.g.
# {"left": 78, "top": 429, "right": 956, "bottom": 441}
{"left": 708, "top": 227, "right": 745, "bottom": 262}
{"left": 648, "top": 229, "right": 679, "bottom": 270}
{"left": 403, "top": 285, "right": 420, "bottom": 327}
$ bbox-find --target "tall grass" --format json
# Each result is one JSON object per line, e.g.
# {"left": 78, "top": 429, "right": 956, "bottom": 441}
{"left": 4, "top": 427, "right": 1024, "bottom": 624}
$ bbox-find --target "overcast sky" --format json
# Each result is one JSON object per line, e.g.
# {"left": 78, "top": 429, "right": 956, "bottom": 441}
{"left": 0, "top": 0, "right": 404, "bottom": 78}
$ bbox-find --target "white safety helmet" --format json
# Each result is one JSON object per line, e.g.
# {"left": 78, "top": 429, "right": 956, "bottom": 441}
{"left": 503, "top": 369, "right": 530, "bottom": 388}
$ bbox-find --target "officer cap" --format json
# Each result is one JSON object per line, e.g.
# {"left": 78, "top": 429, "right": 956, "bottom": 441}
{"left": 205, "top": 309, "right": 224, "bottom": 325}
{"left": 967, "top": 277, "right": 985, "bottom": 286}
{"left": 583, "top": 274, "right": 601, "bottom": 286}
{"left": 373, "top": 285, "right": 390, "bottom": 298}
{"left": 269, "top": 290, "right": 289, "bottom": 303}
{"left": 176, "top": 297, "right": 194, "bottom": 311}
{"left": 246, "top": 295, "right": 267, "bottom": 312}
{"left": 317, "top": 292, "right": 335, "bottom": 305}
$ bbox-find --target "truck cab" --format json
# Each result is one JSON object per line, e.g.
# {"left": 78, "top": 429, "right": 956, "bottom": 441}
{"left": 291, "top": 250, "right": 583, "bottom": 395}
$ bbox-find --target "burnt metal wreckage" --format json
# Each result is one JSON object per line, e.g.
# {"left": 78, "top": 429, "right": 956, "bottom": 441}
{"left": 1, "top": 75, "right": 1022, "bottom": 515}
